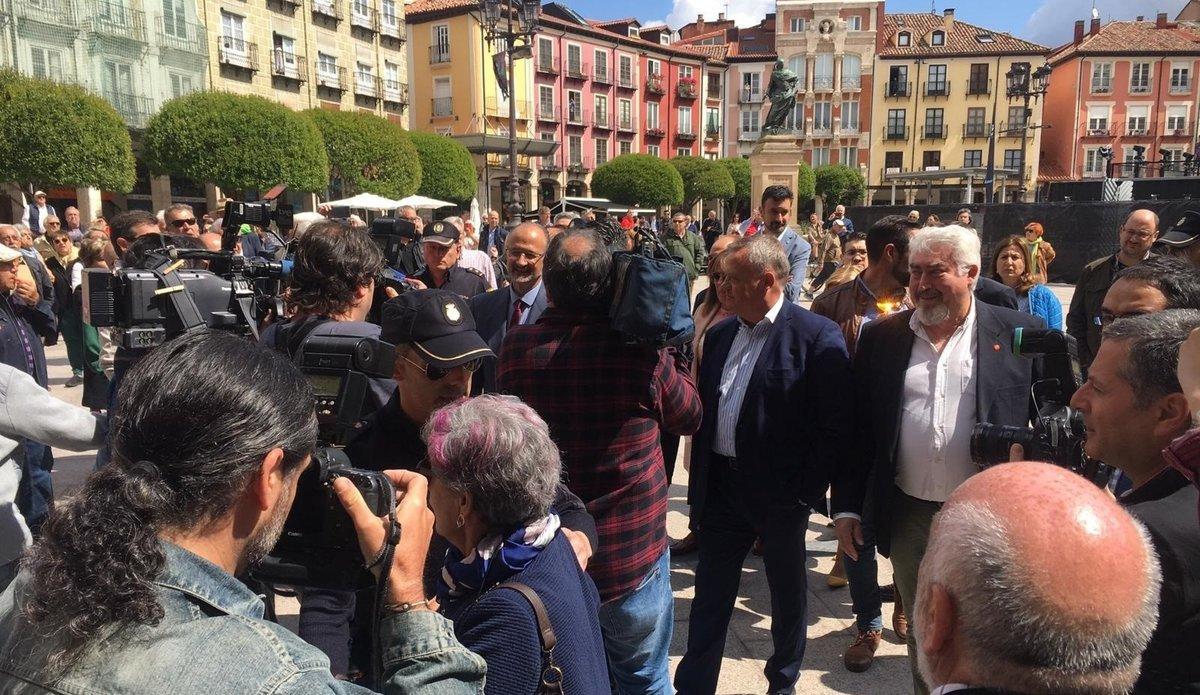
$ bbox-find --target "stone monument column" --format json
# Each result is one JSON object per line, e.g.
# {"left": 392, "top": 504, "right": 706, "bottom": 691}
{"left": 750, "top": 135, "right": 801, "bottom": 207}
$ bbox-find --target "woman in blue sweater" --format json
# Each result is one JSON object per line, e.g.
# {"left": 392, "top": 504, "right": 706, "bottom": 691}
{"left": 989, "top": 234, "right": 1063, "bottom": 330}
{"left": 425, "top": 394, "right": 609, "bottom": 695}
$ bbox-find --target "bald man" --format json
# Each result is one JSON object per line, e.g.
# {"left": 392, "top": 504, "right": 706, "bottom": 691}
{"left": 1067, "top": 208, "right": 1159, "bottom": 371}
{"left": 915, "top": 462, "right": 1162, "bottom": 695}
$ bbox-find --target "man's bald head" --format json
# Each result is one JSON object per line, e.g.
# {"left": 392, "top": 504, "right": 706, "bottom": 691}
{"left": 199, "top": 232, "right": 223, "bottom": 253}
{"left": 916, "top": 462, "right": 1161, "bottom": 695}
{"left": 543, "top": 228, "right": 610, "bottom": 313}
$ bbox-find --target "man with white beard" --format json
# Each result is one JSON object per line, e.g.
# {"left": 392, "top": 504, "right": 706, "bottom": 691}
{"left": 831, "top": 224, "right": 1044, "bottom": 694}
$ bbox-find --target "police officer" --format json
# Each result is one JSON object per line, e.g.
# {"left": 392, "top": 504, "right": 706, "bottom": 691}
{"left": 1156, "top": 210, "right": 1200, "bottom": 268}
{"left": 415, "top": 222, "right": 487, "bottom": 299}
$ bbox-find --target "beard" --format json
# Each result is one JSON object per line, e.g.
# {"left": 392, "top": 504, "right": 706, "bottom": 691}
{"left": 243, "top": 494, "right": 292, "bottom": 569}
{"left": 915, "top": 301, "right": 951, "bottom": 326}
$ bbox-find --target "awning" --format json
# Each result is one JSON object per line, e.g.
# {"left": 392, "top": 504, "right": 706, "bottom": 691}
{"left": 321, "top": 192, "right": 402, "bottom": 209}
{"left": 881, "top": 166, "right": 1020, "bottom": 182}
{"left": 452, "top": 134, "right": 559, "bottom": 157}
{"left": 551, "top": 197, "right": 656, "bottom": 215}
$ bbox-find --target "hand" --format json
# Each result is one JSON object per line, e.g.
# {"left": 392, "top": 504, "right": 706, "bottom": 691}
{"left": 561, "top": 528, "right": 592, "bottom": 570}
{"left": 1009, "top": 443, "right": 1025, "bottom": 462}
{"left": 403, "top": 277, "right": 427, "bottom": 291}
{"left": 13, "top": 277, "right": 37, "bottom": 303}
{"left": 317, "top": 203, "right": 332, "bottom": 216}
{"left": 383, "top": 286, "right": 400, "bottom": 300}
{"left": 834, "top": 516, "right": 864, "bottom": 562}
{"left": 334, "top": 469, "right": 434, "bottom": 608}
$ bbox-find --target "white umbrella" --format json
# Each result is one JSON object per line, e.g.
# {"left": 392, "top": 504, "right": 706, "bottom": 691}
{"left": 396, "top": 194, "right": 456, "bottom": 210}
{"left": 322, "top": 192, "right": 403, "bottom": 210}
{"left": 469, "top": 198, "right": 482, "bottom": 231}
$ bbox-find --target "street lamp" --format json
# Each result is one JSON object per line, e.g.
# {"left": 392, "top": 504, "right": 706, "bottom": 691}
{"left": 479, "top": 0, "right": 539, "bottom": 225}
{"left": 1002, "top": 61, "right": 1051, "bottom": 201}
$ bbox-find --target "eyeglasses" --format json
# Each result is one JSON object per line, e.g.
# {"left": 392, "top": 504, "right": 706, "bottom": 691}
{"left": 45, "top": 221, "right": 60, "bottom": 227}
{"left": 402, "top": 354, "right": 482, "bottom": 381}
{"left": 170, "top": 218, "right": 198, "bottom": 228}
{"left": 506, "top": 248, "right": 545, "bottom": 261}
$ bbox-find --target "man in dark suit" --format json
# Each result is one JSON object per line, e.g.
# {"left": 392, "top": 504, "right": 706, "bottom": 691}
{"left": 832, "top": 224, "right": 1043, "bottom": 694}
{"left": 913, "top": 462, "right": 1162, "bottom": 695}
{"left": 676, "top": 234, "right": 853, "bottom": 695}
{"left": 468, "top": 221, "right": 549, "bottom": 394}
{"left": 973, "top": 275, "right": 1017, "bottom": 309}
{"left": 478, "top": 208, "right": 507, "bottom": 259}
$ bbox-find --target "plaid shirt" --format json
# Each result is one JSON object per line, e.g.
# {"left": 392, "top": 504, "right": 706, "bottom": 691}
{"left": 498, "top": 309, "right": 702, "bottom": 601}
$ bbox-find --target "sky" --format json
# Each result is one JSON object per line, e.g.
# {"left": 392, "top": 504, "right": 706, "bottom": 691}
{"left": 561, "top": 0, "right": 1190, "bottom": 48}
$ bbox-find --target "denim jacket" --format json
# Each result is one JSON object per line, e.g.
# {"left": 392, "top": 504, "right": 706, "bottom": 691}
{"left": 0, "top": 542, "right": 487, "bottom": 694}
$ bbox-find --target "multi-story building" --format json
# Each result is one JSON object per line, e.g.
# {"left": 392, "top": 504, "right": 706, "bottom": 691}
{"left": 1040, "top": 13, "right": 1200, "bottom": 184}
{"left": 868, "top": 9, "right": 1047, "bottom": 204}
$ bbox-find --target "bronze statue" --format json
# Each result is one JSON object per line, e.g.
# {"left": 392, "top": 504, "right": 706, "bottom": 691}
{"left": 763, "top": 60, "right": 800, "bottom": 135}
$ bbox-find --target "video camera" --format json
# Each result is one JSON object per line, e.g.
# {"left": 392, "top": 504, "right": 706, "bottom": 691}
{"left": 970, "top": 328, "right": 1111, "bottom": 486}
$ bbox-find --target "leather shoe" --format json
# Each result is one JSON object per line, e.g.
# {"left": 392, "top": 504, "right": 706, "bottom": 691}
{"left": 671, "top": 532, "right": 699, "bottom": 555}
{"left": 893, "top": 590, "right": 909, "bottom": 642}
{"left": 843, "top": 630, "right": 882, "bottom": 672}
{"left": 826, "top": 552, "right": 848, "bottom": 588}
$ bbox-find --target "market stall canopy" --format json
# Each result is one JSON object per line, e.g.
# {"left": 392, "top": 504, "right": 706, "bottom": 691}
{"left": 551, "top": 197, "right": 657, "bottom": 216}
{"left": 321, "top": 192, "right": 403, "bottom": 210}
{"left": 396, "top": 194, "right": 456, "bottom": 209}
{"left": 452, "top": 133, "right": 559, "bottom": 157}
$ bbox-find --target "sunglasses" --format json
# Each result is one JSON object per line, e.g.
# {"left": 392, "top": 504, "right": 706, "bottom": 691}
{"left": 403, "top": 354, "right": 482, "bottom": 381}
{"left": 170, "top": 218, "right": 198, "bottom": 228}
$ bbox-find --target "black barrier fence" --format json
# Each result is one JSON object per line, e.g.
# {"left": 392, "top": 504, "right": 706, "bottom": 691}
{"left": 845, "top": 201, "right": 1200, "bottom": 285}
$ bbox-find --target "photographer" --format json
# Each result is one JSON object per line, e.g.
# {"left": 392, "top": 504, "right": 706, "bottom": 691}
{"left": 1067, "top": 309, "right": 1200, "bottom": 693}
{"left": 0, "top": 330, "right": 486, "bottom": 693}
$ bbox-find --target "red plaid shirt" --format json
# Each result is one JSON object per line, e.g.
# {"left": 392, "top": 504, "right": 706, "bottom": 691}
{"left": 498, "top": 309, "right": 702, "bottom": 601}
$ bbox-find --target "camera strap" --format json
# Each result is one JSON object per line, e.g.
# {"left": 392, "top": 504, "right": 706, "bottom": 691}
{"left": 371, "top": 509, "right": 402, "bottom": 687}
{"left": 149, "top": 260, "right": 208, "bottom": 334}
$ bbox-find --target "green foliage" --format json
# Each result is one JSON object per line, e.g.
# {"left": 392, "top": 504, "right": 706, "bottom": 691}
{"left": 814, "top": 164, "right": 866, "bottom": 209}
{"left": 719, "top": 157, "right": 751, "bottom": 205}
{"left": 143, "top": 92, "right": 328, "bottom": 193}
{"left": 304, "top": 110, "right": 420, "bottom": 199}
{"left": 591, "top": 154, "right": 683, "bottom": 207}
{"left": 670, "top": 156, "right": 735, "bottom": 209}
{"left": 408, "top": 131, "right": 477, "bottom": 206}
{"left": 796, "top": 161, "right": 817, "bottom": 204}
{"left": 0, "top": 70, "right": 135, "bottom": 192}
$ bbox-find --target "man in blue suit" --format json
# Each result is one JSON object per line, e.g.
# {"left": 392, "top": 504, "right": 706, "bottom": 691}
{"left": 468, "top": 221, "right": 549, "bottom": 394}
{"left": 675, "top": 234, "right": 853, "bottom": 695}
{"left": 757, "top": 185, "right": 811, "bottom": 304}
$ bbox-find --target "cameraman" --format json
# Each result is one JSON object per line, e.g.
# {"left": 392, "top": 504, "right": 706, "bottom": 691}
{"left": 0, "top": 330, "right": 485, "bottom": 693}
{"left": 1066, "top": 309, "right": 1200, "bottom": 694}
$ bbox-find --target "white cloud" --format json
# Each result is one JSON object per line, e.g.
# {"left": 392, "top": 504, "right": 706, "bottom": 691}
{"left": 1022, "top": 0, "right": 1188, "bottom": 48}
{"left": 664, "top": 0, "right": 773, "bottom": 30}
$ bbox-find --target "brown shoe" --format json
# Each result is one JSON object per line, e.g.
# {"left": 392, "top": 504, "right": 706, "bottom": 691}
{"left": 843, "top": 630, "right": 882, "bottom": 672}
{"left": 826, "top": 552, "right": 848, "bottom": 589}
{"left": 671, "top": 532, "right": 699, "bottom": 555}
{"left": 892, "top": 590, "right": 909, "bottom": 642}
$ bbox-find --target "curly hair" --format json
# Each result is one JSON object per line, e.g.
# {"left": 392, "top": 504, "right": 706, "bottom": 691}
{"left": 285, "top": 219, "right": 383, "bottom": 317}
{"left": 21, "top": 330, "right": 317, "bottom": 672}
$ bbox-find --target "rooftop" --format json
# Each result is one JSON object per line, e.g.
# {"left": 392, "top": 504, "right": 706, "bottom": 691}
{"left": 1049, "top": 19, "right": 1200, "bottom": 62}
{"left": 880, "top": 12, "right": 1047, "bottom": 57}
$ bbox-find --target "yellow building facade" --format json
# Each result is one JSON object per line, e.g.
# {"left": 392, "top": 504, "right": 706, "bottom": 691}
{"left": 868, "top": 11, "right": 1048, "bottom": 204}
{"left": 198, "top": 0, "right": 409, "bottom": 120}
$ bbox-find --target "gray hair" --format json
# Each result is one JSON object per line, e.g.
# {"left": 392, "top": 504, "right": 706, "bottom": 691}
{"left": 553, "top": 211, "right": 577, "bottom": 225}
{"left": 165, "top": 203, "right": 194, "bottom": 218}
{"left": 910, "top": 224, "right": 981, "bottom": 284}
{"left": 441, "top": 216, "right": 464, "bottom": 232}
{"left": 919, "top": 501, "right": 1161, "bottom": 695}
{"left": 422, "top": 395, "right": 560, "bottom": 529}
{"left": 728, "top": 233, "right": 790, "bottom": 282}
{"left": 397, "top": 205, "right": 416, "bottom": 217}
{"left": 1103, "top": 309, "right": 1200, "bottom": 407}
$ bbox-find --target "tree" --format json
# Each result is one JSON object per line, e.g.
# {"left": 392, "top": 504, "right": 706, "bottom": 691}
{"left": 304, "top": 110, "right": 421, "bottom": 199}
{"left": 814, "top": 164, "right": 866, "bottom": 209}
{"left": 143, "top": 92, "right": 328, "bottom": 193}
{"left": 0, "top": 70, "right": 135, "bottom": 192}
{"left": 670, "top": 155, "right": 735, "bottom": 210}
{"left": 796, "top": 161, "right": 817, "bottom": 204}
{"left": 719, "top": 157, "right": 750, "bottom": 206}
{"left": 591, "top": 154, "right": 683, "bottom": 208}
{"left": 408, "top": 131, "right": 476, "bottom": 206}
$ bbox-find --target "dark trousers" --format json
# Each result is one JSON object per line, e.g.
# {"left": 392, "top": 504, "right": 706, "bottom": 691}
{"left": 16, "top": 442, "right": 53, "bottom": 537}
{"left": 675, "top": 460, "right": 810, "bottom": 695}
{"left": 662, "top": 432, "right": 681, "bottom": 483}
{"left": 810, "top": 261, "right": 839, "bottom": 291}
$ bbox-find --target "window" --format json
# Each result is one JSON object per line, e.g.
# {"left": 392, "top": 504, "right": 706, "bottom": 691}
{"left": 594, "top": 50, "right": 607, "bottom": 79}
{"left": 966, "top": 107, "right": 986, "bottom": 136}
{"left": 1130, "top": 62, "right": 1151, "bottom": 93}
{"left": 839, "top": 146, "right": 858, "bottom": 165}
{"left": 273, "top": 34, "right": 297, "bottom": 74}
{"left": 707, "top": 71, "right": 721, "bottom": 98}
{"left": 741, "top": 109, "right": 760, "bottom": 135}
{"left": 384, "top": 60, "right": 400, "bottom": 92}
{"left": 679, "top": 105, "right": 693, "bottom": 134}
{"left": 433, "top": 76, "right": 451, "bottom": 116}
{"left": 963, "top": 150, "right": 982, "bottom": 168}
{"left": 169, "top": 72, "right": 194, "bottom": 97}
{"left": 1087, "top": 105, "right": 1110, "bottom": 133}
{"left": 1003, "top": 149, "right": 1024, "bottom": 170}
{"left": 886, "top": 108, "right": 906, "bottom": 137}
{"left": 1007, "top": 104, "right": 1027, "bottom": 132}
{"left": 812, "top": 101, "right": 832, "bottom": 131}
{"left": 433, "top": 25, "right": 450, "bottom": 61}
{"left": 594, "top": 94, "right": 608, "bottom": 125}
{"left": 679, "top": 65, "right": 693, "bottom": 79}
{"left": 646, "top": 101, "right": 659, "bottom": 129}
{"left": 538, "top": 37, "right": 553, "bottom": 67}
{"left": 567, "top": 44, "right": 582, "bottom": 74}
{"left": 1091, "top": 62, "right": 1112, "bottom": 93}
{"left": 897, "top": 31, "right": 910, "bottom": 46}
{"left": 619, "top": 140, "right": 632, "bottom": 155}
{"left": 677, "top": 147, "right": 691, "bottom": 157}
{"left": 539, "top": 85, "right": 554, "bottom": 117}
{"left": 927, "top": 64, "right": 947, "bottom": 94}
{"left": 595, "top": 138, "right": 608, "bottom": 165}
{"left": 356, "top": 61, "right": 374, "bottom": 90}
{"left": 352, "top": 0, "right": 368, "bottom": 20}
{"left": 968, "top": 63, "right": 989, "bottom": 94}
{"left": 618, "top": 99, "right": 632, "bottom": 129}
{"left": 742, "top": 72, "right": 761, "bottom": 99}
{"left": 317, "top": 52, "right": 338, "bottom": 79}
{"left": 1126, "top": 105, "right": 1149, "bottom": 134}
{"left": 1084, "top": 148, "right": 1105, "bottom": 176}
{"left": 380, "top": 0, "right": 397, "bottom": 28}
{"left": 647, "top": 144, "right": 660, "bottom": 157}
{"left": 647, "top": 58, "right": 661, "bottom": 77}
{"left": 842, "top": 54, "right": 861, "bottom": 88}
{"left": 786, "top": 56, "right": 807, "bottom": 87}
{"left": 1167, "top": 105, "right": 1188, "bottom": 133}
{"left": 619, "top": 54, "right": 633, "bottom": 85}
{"left": 790, "top": 17, "right": 804, "bottom": 33}
{"left": 221, "top": 10, "right": 245, "bottom": 50}
{"left": 847, "top": 15, "right": 861, "bottom": 30}
{"left": 29, "top": 46, "right": 63, "bottom": 81}
{"left": 923, "top": 151, "right": 941, "bottom": 169}
{"left": 930, "top": 30, "right": 944, "bottom": 46}
{"left": 568, "top": 135, "right": 582, "bottom": 165}
{"left": 162, "top": 0, "right": 187, "bottom": 37}
{"left": 884, "top": 151, "right": 904, "bottom": 171}
{"left": 812, "top": 147, "right": 830, "bottom": 166}
{"left": 102, "top": 60, "right": 132, "bottom": 106}
{"left": 567, "top": 90, "right": 582, "bottom": 123}
{"left": 814, "top": 53, "right": 834, "bottom": 90}
{"left": 976, "top": 33, "right": 994, "bottom": 43}
{"left": 924, "top": 108, "right": 944, "bottom": 138}
{"left": 705, "top": 107, "right": 720, "bottom": 133}
{"left": 888, "top": 65, "right": 908, "bottom": 95}
{"left": 840, "top": 101, "right": 859, "bottom": 131}
{"left": 1171, "top": 64, "right": 1191, "bottom": 92}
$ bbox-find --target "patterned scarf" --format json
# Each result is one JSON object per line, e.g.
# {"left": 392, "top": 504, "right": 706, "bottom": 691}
{"left": 437, "top": 513, "right": 560, "bottom": 602}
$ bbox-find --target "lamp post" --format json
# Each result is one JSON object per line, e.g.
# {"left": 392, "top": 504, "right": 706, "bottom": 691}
{"left": 1004, "top": 62, "right": 1051, "bottom": 202}
{"left": 479, "top": 0, "right": 539, "bottom": 226}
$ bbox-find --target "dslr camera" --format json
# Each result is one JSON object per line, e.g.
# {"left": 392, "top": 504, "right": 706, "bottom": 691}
{"left": 970, "top": 328, "right": 1111, "bottom": 486}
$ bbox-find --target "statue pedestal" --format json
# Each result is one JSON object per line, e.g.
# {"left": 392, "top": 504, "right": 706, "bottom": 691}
{"left": 749, "top": 134, "right": 802, "bottom": 214}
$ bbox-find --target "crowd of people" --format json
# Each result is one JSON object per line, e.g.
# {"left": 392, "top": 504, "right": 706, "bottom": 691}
{"left": 0, "top": 185, "right": 1197, "bottom": 695}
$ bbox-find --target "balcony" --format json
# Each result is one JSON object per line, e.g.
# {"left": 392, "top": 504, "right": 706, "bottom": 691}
{"left": 312, "top": 0, "right": 342, "bottom": 20}
{"left": 965, "top": 78, "right": 991, "bottom": 96}
{"left": 350, "top": 6, "right": 377, "bottom": 31}
{"left": 677, "top": 128, "right": 696, "bottom": 140}
{"left": 645, "top": 74, "right": 665, "bottom": 94}
{"left": 923, "top": 81, "right": 950, "bottom": 98}
{"left": 430, "top": 45, "right": 451, "bottom": 64}
{"left": 813, "top": 75, "right": 834, "bottom": 92}
{"left": 540, "top": 159, "right": 563, "bottom": 173}
{"left": 1000, "top": 121, "right": 1027, "bottom": 137}
{"left": 269, "top": 0, "right": 302, "bottom": 9}
{"left": 707, "top": 84, "right": 721, "bottom": 100}
{"left": 921, "top": 124, "right": 946, "bottom": 140}
{"left": 565, "top": 61, "right": 588, "bottom": 81}
{"left": 104, "top": 91, "right": 153, "bottom": 128}
{"left": 567, "top": 159, "right": 592, "bottom": 175}
{"left": 566, "top": 108, "right": 586, "bottom": 126}
{"left": 536, "top": 105, "right": 558, "bottom": 123}
{"left": 811, "top": 122, "right": 833, "bottom": 138}
{"left": 677, "top": 79, "right": 698, "bottom": 99}
{"left": 739, "top": 128, "right": 760, "bottom": 141}
{"left": 382, "top": 80, "right": 408, "bottom": 107}
{"left": 15, "top": 0, "right": 74, "bottom": 25}
{"left": 842, "top": 75, "right": 861, "bottom": 91}
{"left": 706, "top": 126, "right": 720, "bottom": 141}
{"left": 885, "top": 81, "right": 910, "bottom": 98}
{"left": 592, "top": 112, "right": 611, "bottom": 130}
{"left": 535, "top": 55, "right": 559, "bottom": 75}
{"left": 1130, "top": 82, "right": 1151, "bottom": 95}
{"left": 839, "top": 121, "right": 859, "bottom": 136}
{"left": 316, "top": 65, "right": 348, "bottom": 91}
{"left": 883, "top": 126, "right": 910, "bottom": 141}
{"left": 157, "top": 17, "right": 207, "bottom": 55}
{"left": 1091, "top": 81, "right": 1112, "bottom": 95}
{"left": 617, "top": 73, "right": 636, "bottom": 89}
{"left": 432, "top": 96, "right": 453, "bottom": 118}
{"left": 593, "top": 66, "right": 611, "bottom": 84}
{"left": 1123, "top": 123, "right": 1150, "bottom": 137}
{"left": 1164, "top": 123, "right": 1191, "bottom": 137}
{"left": 1081, "top": 124, "right": 1114, "bottom": 138}
{"left": 645, "top": 124, "right": 665, "bottom": 138}
{"left": 485, "top": 98, "right": 529, "bottom": 119}
{"left": 962, "top": 123, "right": 988, "bottom": 139}
{"left": 271, "top": 51, "right": 307, "bottom": 82}
{"left": 87, "top": 2, "right": 146, "bottom": 42}
{"left": 355, "top": 72, "right": 380, "bottom": 98}
{"left": 218, "top": 38, "right": 258, "bottom": 71}
{"left": 617, "top": 116, "right": 636, "bottom": 133}
{"left": 740, "top": 89, "right": 764, "bottom": 104}
{"left": 379, "top": 17, "right": 404, "bottom": 41}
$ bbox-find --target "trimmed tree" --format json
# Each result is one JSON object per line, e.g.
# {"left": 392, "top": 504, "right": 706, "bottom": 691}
{"left": 796, "top": 161, "right": 817, "bottom": 204}
{"left": 408, "top": 131, "right": 476, "bottom": 206}
{"left": 143, "top": 91, "right": 328, "bottom": 193}
{"left": 670, "top": 155, "right": 735, "bottom": 210}
{"left": 814, "top": 163, "right": 866, "bottom": 210}
{"left": 304, "top": 110, "right": 421, "bottom": 199}
{"left": 719, "top": 157, "right": 750, "bottom": 207}
{"left": 0, "top": 70, "right": 135, "bottom": 192}
{"left": 591, "top": 154, "right": 683, "bottom": 208}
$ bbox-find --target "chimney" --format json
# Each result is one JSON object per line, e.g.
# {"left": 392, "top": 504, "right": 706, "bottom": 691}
{"left": 943, "top": 7, "right": 955, "bottom": 31}
{"left": 1089, "top": 16, "right": 1101, "bottom": 35}
{"left": 1136, "top": 15, "right": 1144, "bottom": 22}
{"left": 1074, "top": 19, "right": 1085, "bottom": 43}
{"left": 696, "top": 13, "right": 704, "bottom": 33}
{"left": 1157, "top": 11, "right": 1169, "bottom": 28}
{"left": 717, "top": 12, "right": 724, "bottom": 21}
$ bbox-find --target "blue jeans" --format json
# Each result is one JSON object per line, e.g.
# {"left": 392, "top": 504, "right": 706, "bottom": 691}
{"left": 15, "top": 441, "right": 53, "bottom": 537}
{"left": 842, "top": 521, "right": 884, "bottom": 633}
{"left": 597, "top": 547, "right": 673, "bottom": 695}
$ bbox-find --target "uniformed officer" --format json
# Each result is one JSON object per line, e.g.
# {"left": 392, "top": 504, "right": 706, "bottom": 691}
{"left": 415, "top": 221, "right": 488, "bottom": 299}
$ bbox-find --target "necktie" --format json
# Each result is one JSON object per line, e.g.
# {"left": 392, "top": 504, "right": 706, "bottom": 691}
{"left": 509, "top": 299, "right": 527, "bottom": 328}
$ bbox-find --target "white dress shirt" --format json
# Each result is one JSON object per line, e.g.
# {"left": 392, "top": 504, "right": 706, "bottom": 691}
{"left": 931, "top": 685, "right": 972, "bottom": 695}
{"left": 895, "top": 300, "right": 978, "bottom": 502}
{"left": 713, "top": 293, "right": 785, "bottom": 458}
{"left": 509, "top": 280, "right": 542, "bottom": 326}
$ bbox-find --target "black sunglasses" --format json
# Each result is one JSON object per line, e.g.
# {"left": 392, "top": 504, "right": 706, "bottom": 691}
{"left": 403, "top": 354, "right": 483, "bottom": 381}
{"left": 170, "top": 218, "right": 198, "bottom": 227}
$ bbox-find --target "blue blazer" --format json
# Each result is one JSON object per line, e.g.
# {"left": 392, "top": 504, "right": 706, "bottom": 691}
{"left": 442, "top": 532, "right": 608, "bottom": 695}
{"left": 468, "top": 283, "right": 547, "bottom": 394}
{"left": 689, "top": 300, "right": 853, "bottom": 527}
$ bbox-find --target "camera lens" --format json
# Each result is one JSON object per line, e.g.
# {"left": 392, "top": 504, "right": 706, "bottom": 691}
{"left": 970, "top": 423, "right": 1038, "bottom": 468}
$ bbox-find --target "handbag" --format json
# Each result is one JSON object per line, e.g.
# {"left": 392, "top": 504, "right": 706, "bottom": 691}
{"left": 497, "top": 581, "right": 564, "bottom": 695}
{"left": 609, "top": 228, "right": 695, "bottom": 348}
